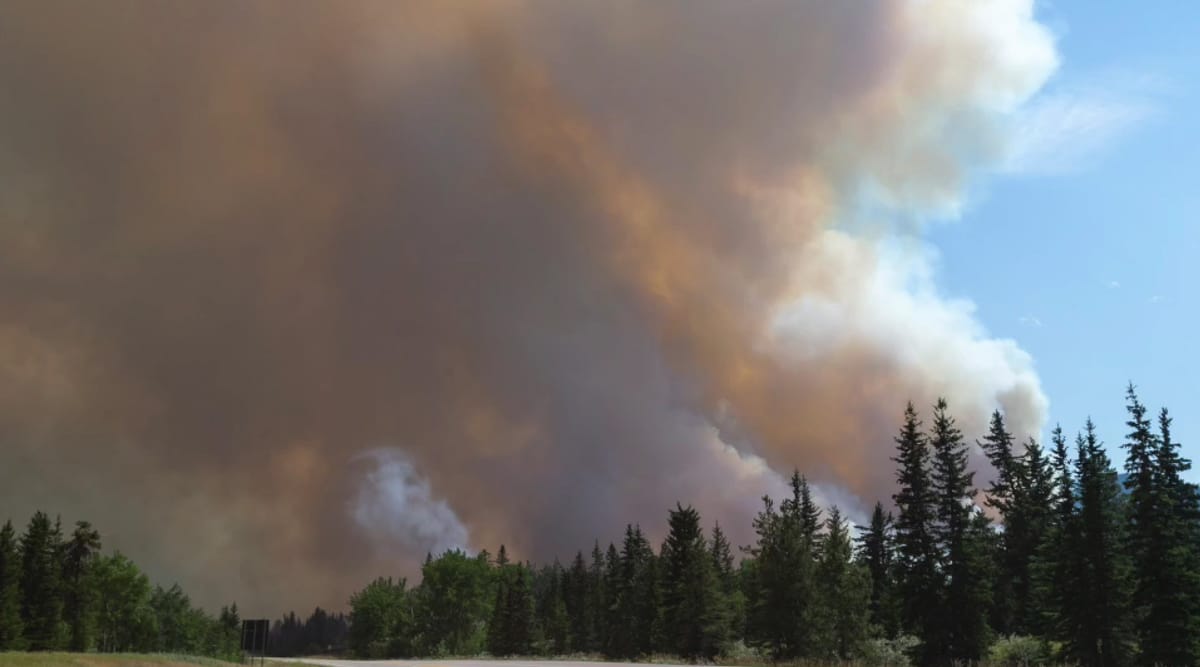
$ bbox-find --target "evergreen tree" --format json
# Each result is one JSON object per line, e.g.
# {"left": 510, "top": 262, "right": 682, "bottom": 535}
{"left": 349, "top": 577, "right": 410, "bottom": 658}
{"left": 1016, "top": 435, "right": 1055, "bottom": 632}
{"left": 505, "top": 565, "right": 535, "bottom": 655}
{"left": 709, "top": 522, "right": 742, "bottom": 648}
{"left": 929, "top": 398, "right": 991, "bottom": 663}
{"left": 563, "top": 551, "right": 592, "bottom": 653}
{"left": 487, "top": 564, "right": 513, "bottom": 656}
{"left": 979, "top": 410, "right": 1018, "bottom": 634}
{"left": 1131, "top": 407, "right": 1200, "bottom": 665}
{"left": 745, "top": 491, "right": 817, "bottom": 659}
{"left": 602, "top": 543, "right": 621, "bottom": 657}
{"left": 661, "top": 505, "right": 722, "bottom": 660}
{"left": 856, "top": 502, "right": 899, "bottom": 638}
{"left": 891, "top": 402, "right": 939, "bottom": 655}
{"left": 534, "top": 563, "right": 569, "bottom": 655}
{"left": 586, "top": 542, "right": 606, "bottom": 652}
{"left": 1071, "top": 420, "right": 1134, "bottom": 667}
{"left": 0, "top": 520, "right": 24, "bottom": 650}
{"left": 62, "top": 521, "right": 101, "bottom": 651}
{"left": 19, "top": 511, "right": 64, "bottom": 650}
{"left": 814, "top": 507, "right": 870, "bottom": 660}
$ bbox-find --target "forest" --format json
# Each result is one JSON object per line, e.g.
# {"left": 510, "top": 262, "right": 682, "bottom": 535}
{"left": 2, "top": 386, "right": 1196, "bottom": 666}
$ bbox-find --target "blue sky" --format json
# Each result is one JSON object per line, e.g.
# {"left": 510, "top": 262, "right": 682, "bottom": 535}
{"left": 931, "top": 1, "right": 1199, "bottom": 474}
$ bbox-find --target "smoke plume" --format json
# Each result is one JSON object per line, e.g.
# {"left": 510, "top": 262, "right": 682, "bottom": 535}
{"left": 0, "top": 0, "right": 1055, "bottom": 612}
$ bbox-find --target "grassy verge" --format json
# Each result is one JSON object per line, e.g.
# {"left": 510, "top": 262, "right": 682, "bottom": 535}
{"left": 0, "top": 654, "right": 312, "bottom": 667}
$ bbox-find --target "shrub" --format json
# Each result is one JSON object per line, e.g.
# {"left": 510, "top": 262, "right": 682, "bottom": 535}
{"left": 860, "top": 634, "right": 919, "bottom": 666}
{"left": 987, "top": 634, "right": 1050, "bottom": 666}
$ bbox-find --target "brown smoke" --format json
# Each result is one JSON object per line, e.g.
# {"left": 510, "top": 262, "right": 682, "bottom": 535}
{"left": 0, "top": 0, "right": 1055, "bottom": 613}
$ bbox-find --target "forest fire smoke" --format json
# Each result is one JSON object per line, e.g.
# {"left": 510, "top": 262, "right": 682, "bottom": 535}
{"left": 0, "top": 0, "right": 1055, "bottom": 612}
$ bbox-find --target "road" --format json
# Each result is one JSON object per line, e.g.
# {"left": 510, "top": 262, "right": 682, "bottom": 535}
{"left": 288, "top": 660, "right": 684, "bottom": 667}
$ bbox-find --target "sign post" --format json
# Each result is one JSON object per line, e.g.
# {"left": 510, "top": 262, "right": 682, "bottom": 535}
{"left": 240, "top": 619, "right": 270, "bottom": 665}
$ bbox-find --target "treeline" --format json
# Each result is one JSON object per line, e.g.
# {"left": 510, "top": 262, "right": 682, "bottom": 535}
{"left": 269, "top": 607, "right": 349, "bottom": 656}
{"left": 346, "top": 386, "right": 1200, "bottom": 666}
{"left": 0, "top": 512, "right": 242, "bottom": 659}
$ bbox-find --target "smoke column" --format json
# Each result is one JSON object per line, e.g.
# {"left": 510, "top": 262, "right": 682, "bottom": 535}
{"left": 0, "top": 0, "right": 1054, "bottom": 612}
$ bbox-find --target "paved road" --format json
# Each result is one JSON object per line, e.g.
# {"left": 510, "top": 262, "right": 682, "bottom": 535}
{"left": 288, "top": 660, "right": 684, "bottom": 667}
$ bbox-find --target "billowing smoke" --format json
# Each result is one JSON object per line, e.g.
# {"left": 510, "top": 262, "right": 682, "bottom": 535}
{"left": 0, "top": 0, "right": 1054, "bottom": 613}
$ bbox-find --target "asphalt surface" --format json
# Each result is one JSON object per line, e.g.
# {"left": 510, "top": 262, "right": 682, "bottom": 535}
{"left": 289, "top": 660, "right": 683, "bottom": 667}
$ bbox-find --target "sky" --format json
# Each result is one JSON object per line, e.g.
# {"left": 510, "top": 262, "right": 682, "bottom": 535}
{"left": 930, "top": 0, "right": 1200, "bottom": 473}
{"left": 0, "top": 0, "right": 1196, "bottom": 615}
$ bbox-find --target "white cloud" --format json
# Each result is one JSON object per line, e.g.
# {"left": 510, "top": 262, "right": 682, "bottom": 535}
{"left": 1109, "top": 280, "right": 1121, "bottom": 289}
{"left": 1002, "top": 69, "right": 1164, "bottom": 175}
{"left": 1019, "top": 315, "right": 1043, "bottom": 327}
{"left": 1149, "top": 295, "right": 1166, "bottom": 304}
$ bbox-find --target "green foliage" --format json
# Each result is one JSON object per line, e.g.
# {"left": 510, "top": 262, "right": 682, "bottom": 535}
{"left": 348, "top": 576, "right": 411, "bottom": 658}
{"left": 660, "top": 505, "right": 722, "bottom": 660}
{"left": 890, "top": 402, "right": 939, "bottom": 657}
{"left": 987, "top": 634, "right": 1050, "bottom": 666}
{"left": 859, "top": 634, "right": 919, "bottom": 667}
{"left": 856, "top": 502, "right": 899, "bottom": 638}
{"left": 413, "top": 549, "right": 492, "bottom": 656}
{"left": 0, "top": 520, "right": 25, "bottom": 650}
{"left": 930, "top": 398, "right": 993, "bottom": 663}
{"left": 61, "top": 521, "right": 100, "bottom": 651}
{"left": 18, "top": 512, "right": 64, "bottom": 651}
{"left": 91, "top": 552, "right": 156, "bottom": 653}
{"left": 813, "top": 507, "right": 870, "bottom": 660}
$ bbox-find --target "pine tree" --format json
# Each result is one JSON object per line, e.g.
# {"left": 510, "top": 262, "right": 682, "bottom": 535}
{"left": 506, "top": 565, "right": 535, "bottom": 655}
{"left": 660, "top": 505, "right": 722, "bottom": 660}
{"left": 929, "top": 398, "right": 991, "bottom": 663}
{"left": 979, "top": 410, "right": 1018, "bottom": 634}
{"left": 710, "top": 523, "right": 742, "bottom": 648}
{"left": 891, "top": 402, "right": 939, "bottom": 655}
{"left": 1016, "top": 435, "right": 1054, "bottom": 632}
{"left": 535, "top": 563, "right": 569, "bottom": 655}
{"left": 62, "top": 521, "right": 101, "bottom": 651}
{"left": 0, "top": 520, "right": 24, "bottom": 650}
{"left": 856, "top": 502, "right": 899, "bottom": 638}
{"left": 1121, "top": 385, "right": 1161, "bottom": 660}
{"left": 1072, "top": 420, "right": 1134, "bottom": 667}
{"left": 563, "top": 551, "right": 591, "bottom": 653}
{"left": 602, "top": 543, "right": 621, "bottom": 657}
{"left": 19, "top": 511, "right": 64, "bottom": 650}
{"left": 814, "top": 507, "right": 870, "bottom": 660}
{"left": 788, "top": 472, "right": 822, "bottom": 550}
{"left": 487, "top": 563, "right": 512, "bottom": 656}
{"left": 1132, "top": 407, "right": 1200, "bottom": 665}
{"left": 586, "top": 542, "right": 606, "bottom": 652}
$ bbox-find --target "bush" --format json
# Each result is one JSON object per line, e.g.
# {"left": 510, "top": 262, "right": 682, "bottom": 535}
{"left": 860, "top": 634, "right": 919, "bottom": 666}
{"left": 987, "top": 634, "right": 1050, "bottom": 666}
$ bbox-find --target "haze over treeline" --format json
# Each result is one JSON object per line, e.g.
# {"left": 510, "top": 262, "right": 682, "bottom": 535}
{"left": 6, "top": 389, "right": 1193, "bottom": 666}
{"left": 0, "top": 0, "right": 1062, "bottom": 611}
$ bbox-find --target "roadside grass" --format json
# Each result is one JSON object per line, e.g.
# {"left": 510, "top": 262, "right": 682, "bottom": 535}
{"left": 0, "top": 654, "right": 312, "bottom": 667}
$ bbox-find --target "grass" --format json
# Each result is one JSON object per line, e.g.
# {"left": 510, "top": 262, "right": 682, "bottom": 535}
{"left": 0, "top": 654, "right": 312, "bottom": 667}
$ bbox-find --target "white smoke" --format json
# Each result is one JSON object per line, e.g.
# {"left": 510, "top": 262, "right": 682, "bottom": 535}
{"left": 352, "top": 448, "right": 471, "bottom": 556}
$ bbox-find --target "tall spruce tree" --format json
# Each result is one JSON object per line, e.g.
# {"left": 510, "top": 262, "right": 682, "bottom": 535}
{"left": 563, "top": 551, "right": 591, "bottom": 653}
{"left": 1131, "top": 407, "right": 1200, "bottom": 665}
{"left": 587, "top": 542, "right": 606, "bottom": 653}
{"left": 1016, "top": 435, "right": 1055, "bottom": 632}
{"left": 929, "top": 398, "right": 991, "bottom": 663}
{"left": 602, "top": 543, "right": 621, "bottom": 657}
{"left": 1072, "top": 420, "right": 1134, "bottom": 667}
{"left": 745, "top": 493, "right": 816, "bottom": 659}
{"left": 814, "top": 507, "right": 870, "bottom": 660}
{"left": 979, "top": 410, "right": 1019, "bottom": 635}
{"left": 709, "top": 523, "right": 741, "bottom": 649}
{"left": 661, "top": 505, "right": 722, "bottom": 660}
{"left": 0, "top": 520, "right": 23, "bottom": 650}
{"left": 856, "top": 502, "right": 899, "bottom": 638}
{"left": 891, "top": 402, "right": 939, "bottom": 655}
{"left": 62, "top": 521, "right": 101, "bottom": 651}
{"left": 19, "top": 511, "right": 64, "bottom": 650}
